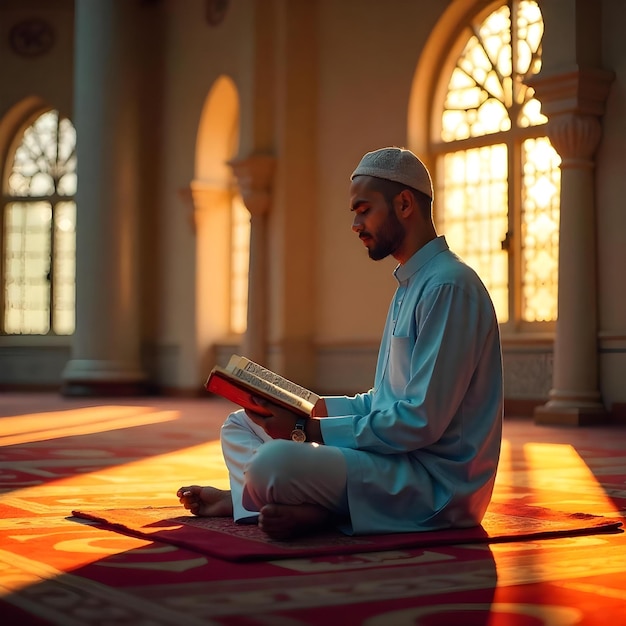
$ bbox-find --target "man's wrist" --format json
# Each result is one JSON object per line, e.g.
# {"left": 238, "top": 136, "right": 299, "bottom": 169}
{"left": 290, "top": 417, "right": 307, "bottom": 442}
{"left": 306, "top": 417, "right": 323, "bottom": 445}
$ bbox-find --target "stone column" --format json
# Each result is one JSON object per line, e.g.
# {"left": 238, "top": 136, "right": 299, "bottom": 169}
{"left": 62, "top": 0, "right": 146, "bottom": 395}
{"left": 187, "top": 180, "right": 232, "bottom": 380}
{"left": 531, "top": 67, "right": 614, "bottom": 425}
{"left": 229, "top": 155, "right": 275, "bottom": 365}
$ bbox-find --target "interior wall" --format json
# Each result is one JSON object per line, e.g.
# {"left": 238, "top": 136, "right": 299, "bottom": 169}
{"left": 315, "top": 0, "right": 446, "bottom": 346}
{"left": 0, "top": 0, "right": 625, "bottom": 411}
{"left": 596, "top": 0, "right": 626, "bottom": 411}
{"left": 152, "top": 0, "right": 253, "bottom": 390}
{"left": 0, "top": 1, "right": 75, "bottom": 387}
{"left": 0, "top": 0, "right": 74, "bottom": 118}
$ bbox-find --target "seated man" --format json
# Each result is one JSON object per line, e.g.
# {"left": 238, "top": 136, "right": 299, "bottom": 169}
{"left": 178, "top": 147, "right": 503, "bottom": 540}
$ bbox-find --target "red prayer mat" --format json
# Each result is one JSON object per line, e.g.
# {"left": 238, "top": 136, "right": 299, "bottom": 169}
{"left": 71, "top": 501, "right": 622, "bottom": 562}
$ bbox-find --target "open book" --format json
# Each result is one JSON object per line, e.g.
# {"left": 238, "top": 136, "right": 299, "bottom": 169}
{"left": 205, "top": 354, "right": 320, "bottom": 417}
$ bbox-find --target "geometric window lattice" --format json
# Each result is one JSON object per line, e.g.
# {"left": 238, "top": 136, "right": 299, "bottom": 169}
{"left": 521, "top": 137, "right": 561, "bottom": 322}
{"left": 438, "top": 145, "right": 510, "bottom": 321}
{"left": 442, "top": 0, "right": 545, "bottom": 141}
{"left": 436, "top": 0, "right": 559, "bottom": 325}
{"left": 3, "top": 109, "right": 76, "bottom": 335}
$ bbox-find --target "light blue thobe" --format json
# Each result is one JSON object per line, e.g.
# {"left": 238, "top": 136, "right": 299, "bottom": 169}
{"left": 320, "top": 236, "right": 503, "bottom": 535}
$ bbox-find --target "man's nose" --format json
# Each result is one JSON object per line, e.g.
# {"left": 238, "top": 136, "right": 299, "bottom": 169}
{"left": 352, "top": 216, "right": 363, "bottom": 233}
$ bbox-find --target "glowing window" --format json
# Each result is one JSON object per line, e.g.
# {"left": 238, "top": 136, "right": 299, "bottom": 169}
{"left": 521, "top": 137, "right": 560, "bottom": 321}
{"left": 439, "top": 145, "right": 510, "bottom": 319}
{"left": 2, "top": 110, "right": 76, "bottom": 335}
{"left": 230, "top": 192, "right": 250, "bottom": 334}
{"left": 436, "top": 0, "right": 560, "bottom": 326}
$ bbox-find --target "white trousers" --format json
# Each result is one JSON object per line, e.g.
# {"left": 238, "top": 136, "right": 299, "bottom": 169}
{"left": 221, "top": 410, "right": 350, "bottom": 523}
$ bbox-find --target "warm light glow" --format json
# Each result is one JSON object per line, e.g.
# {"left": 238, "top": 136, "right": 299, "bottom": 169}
{"left": 230, "top": 192, "right": 250, "bottom": 334}
{"left": 0, "top": 406, "right": 621, "bottom": 601}
{"left": 442, "top": 2, "right": 543, "bottom": 142}
{"left": 437, "top": 145, "right": 509, "bottom": 322}
{"left": 438, "top": 1, "right": 558, "bottom": 325}
{"left": 0, "top": 406, "right": 180, "bottom": 447}
{"left": 491, "top": 439, "right": 622, "bottom": 589}
{"left": 0, "top": 405, "right": 229, "bottom": 584}
{"left": 4, "top": 110, "right": 77, "bottom": 335}
{"left": 496, "top": 440, "right": 620, "bottom": 517}
{"left": 522, "top": 137, "right": 561, "bottom": 321}
{"left": 519, "top": 93, "right": 546, "bottom": 127}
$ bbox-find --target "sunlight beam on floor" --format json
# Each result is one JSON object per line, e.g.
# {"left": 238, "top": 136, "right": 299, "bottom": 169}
{"left": 0, "top": 438, "right": 230, "bottom": 580}
{"left": 522, "top": 442, "right": 620, "bottom": 517}
{"left": 0, "top": 407, "right": 181, "bottom": 447}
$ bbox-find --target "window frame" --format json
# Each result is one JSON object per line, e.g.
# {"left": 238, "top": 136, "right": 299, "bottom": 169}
{"left": 428, "top": 0, "right": 557, "bottom": 336}
{"left": 1, "top": 107, "right": 77, "bottom": 339}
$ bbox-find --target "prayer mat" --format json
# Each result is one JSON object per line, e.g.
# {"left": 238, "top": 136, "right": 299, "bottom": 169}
{"left": 71, "top": 501, "right": 622, "bottom": 562}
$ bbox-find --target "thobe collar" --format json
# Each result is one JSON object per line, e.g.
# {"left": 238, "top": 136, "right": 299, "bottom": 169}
{"left": 393, "top": 235, "right": 449, "bottom": 284}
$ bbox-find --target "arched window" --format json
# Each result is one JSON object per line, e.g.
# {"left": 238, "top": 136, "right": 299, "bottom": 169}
{"left": 2, "top": 109, "right": 76, "bottom": 335}
{"left": 433, "top": 0, "right": 560, "bottom": 329}
{"left": 230, "top": 190, "right": 250, "bottom": 334}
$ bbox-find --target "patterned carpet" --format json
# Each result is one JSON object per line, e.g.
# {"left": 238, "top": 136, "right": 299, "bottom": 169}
{"left": 1, "top": 394, "right": 625, "bottom": 625}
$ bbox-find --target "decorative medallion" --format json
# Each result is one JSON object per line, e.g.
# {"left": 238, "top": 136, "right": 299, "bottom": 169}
{"left": 206, "top": 0, "right": 229, "bottom": 26}
{"left": 9, "top": 19, "right": 55, "bottom": 57}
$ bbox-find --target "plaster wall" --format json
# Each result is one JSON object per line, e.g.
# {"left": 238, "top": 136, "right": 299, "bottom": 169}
{"left": 152, "top": 0, "right": 254, "bottom": 388}
{"left": 596, "top": 0, "right": 626, "bottom": 410}
{"left": 0, "top": 0, "right": 624, "bottom": 408}
{"left": 315, "top": 0, "right": 448, "bottom": 344}
{"left": 0, "top": 0, "right": 74, "bottom": 119}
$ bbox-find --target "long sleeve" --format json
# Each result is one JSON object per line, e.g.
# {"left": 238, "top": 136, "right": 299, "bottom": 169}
{"left": 316, "top": 236, "right": 503, "bottom": 534}
{"left": 321, "top": 281, "right": 499, "bottom": 454}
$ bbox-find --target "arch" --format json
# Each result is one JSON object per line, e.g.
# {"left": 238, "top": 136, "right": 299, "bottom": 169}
{"left": 195, "top": 74, "right": 240, "bottom": 185}
{"left": 0, "top": 96, "right": 49, "bottom": 190}
{"left": 192, "top": 74, "right": 242, "bottom": 379}
{"left": 408, "top": 0, "right": 558, "bottom": 330}
{"left": 1, "top": 104, "right": 77, "bottom": 335}
{"left": 407, "top": 0, "right": 497, "bottom": 166}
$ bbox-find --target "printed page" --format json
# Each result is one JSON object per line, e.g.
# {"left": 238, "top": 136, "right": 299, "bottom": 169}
{"left": 228, "top": 355, "right": 320, "bottom": 404}
{"left": 228, "top": 365, "right": 315, "bottom": 415}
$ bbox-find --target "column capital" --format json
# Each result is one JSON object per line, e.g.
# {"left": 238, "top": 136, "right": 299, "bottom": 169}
{"left": 547, "top": 113, "right": 602, "bottom": 166}
{"left": 228, "top": 153, "right": 275, "bottom": 216}
{"left": 179, "top": 179, "right": 231, "bottom": 232}
{"left": 527, "top": 65, "right": 614, "bottom": 118}
{"left": 528, "top": 66, "right": 614, "bottom": 166}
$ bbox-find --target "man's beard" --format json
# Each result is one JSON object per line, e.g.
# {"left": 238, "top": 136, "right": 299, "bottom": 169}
{"left": 366, "top": 210, "right": 405, "bottom": 261}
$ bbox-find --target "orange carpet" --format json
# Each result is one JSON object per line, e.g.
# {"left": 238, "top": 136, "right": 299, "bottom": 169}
{"left": 1, "top": 394, "right": 626, "bottom": 625}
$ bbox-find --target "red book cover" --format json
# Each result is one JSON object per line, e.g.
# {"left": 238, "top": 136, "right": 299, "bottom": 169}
{"left": 205, "top": 371, "right": 273, "bottom": 416}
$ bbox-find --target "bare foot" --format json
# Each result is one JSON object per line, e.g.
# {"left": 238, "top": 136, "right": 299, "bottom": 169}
{"left": 177, "top": 485, "right": 233, "bottom": 517}
{"left": 258, "top": 503, "right": 332, "bottom": 540}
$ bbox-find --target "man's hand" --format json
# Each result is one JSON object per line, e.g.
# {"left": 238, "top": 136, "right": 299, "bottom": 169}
{"left": 245, "top": 399, "right": 299, "bottom": 439}
{"left": 311, "top": 398, "right": 328, "bottom": 417}
{"left": 245, "top": 398, "right": 324, "bottom": 443}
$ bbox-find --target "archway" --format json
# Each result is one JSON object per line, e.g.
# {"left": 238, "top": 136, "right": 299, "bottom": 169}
{"left": 192, "top": 75, "right": 241, "bottom": 376}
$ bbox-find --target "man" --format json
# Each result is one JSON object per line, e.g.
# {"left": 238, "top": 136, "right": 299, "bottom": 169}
{"left": 178, "top": 147, "right": 503, "bottom": 540}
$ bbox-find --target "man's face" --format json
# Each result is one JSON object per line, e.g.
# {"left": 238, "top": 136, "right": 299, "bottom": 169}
{"left": 349, "top": 176, "right": 405, "bottom": 261}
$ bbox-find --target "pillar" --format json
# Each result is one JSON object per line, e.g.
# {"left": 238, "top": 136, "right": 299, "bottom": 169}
{"left": 531, "top": 67, "right": 614, "bottom": 425}
{"left": 62, "top": 0, "right": 147, "bottom": 395}
{"left": 229, "top": 154, "right": 275, "bottom": 365}
{"left": 189, "top": 181, "right": 232, "bottom": 380}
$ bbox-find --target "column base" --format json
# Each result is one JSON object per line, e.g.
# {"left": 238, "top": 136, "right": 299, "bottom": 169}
{"left": 534, "top": 387, "right": 608, "bottom": 426}
{"left": 62, "top": 380, "right": 150, "bottom": 397}
{"left": 62, "top": 359, "right": 148, "bottom": 397}
{"left": 533, "top": 403, "right": 608, "bottom": 426}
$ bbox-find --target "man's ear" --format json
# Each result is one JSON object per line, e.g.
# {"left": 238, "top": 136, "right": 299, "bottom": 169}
{"left": 397, "top": 189, "right": 415, "bottom": 217}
